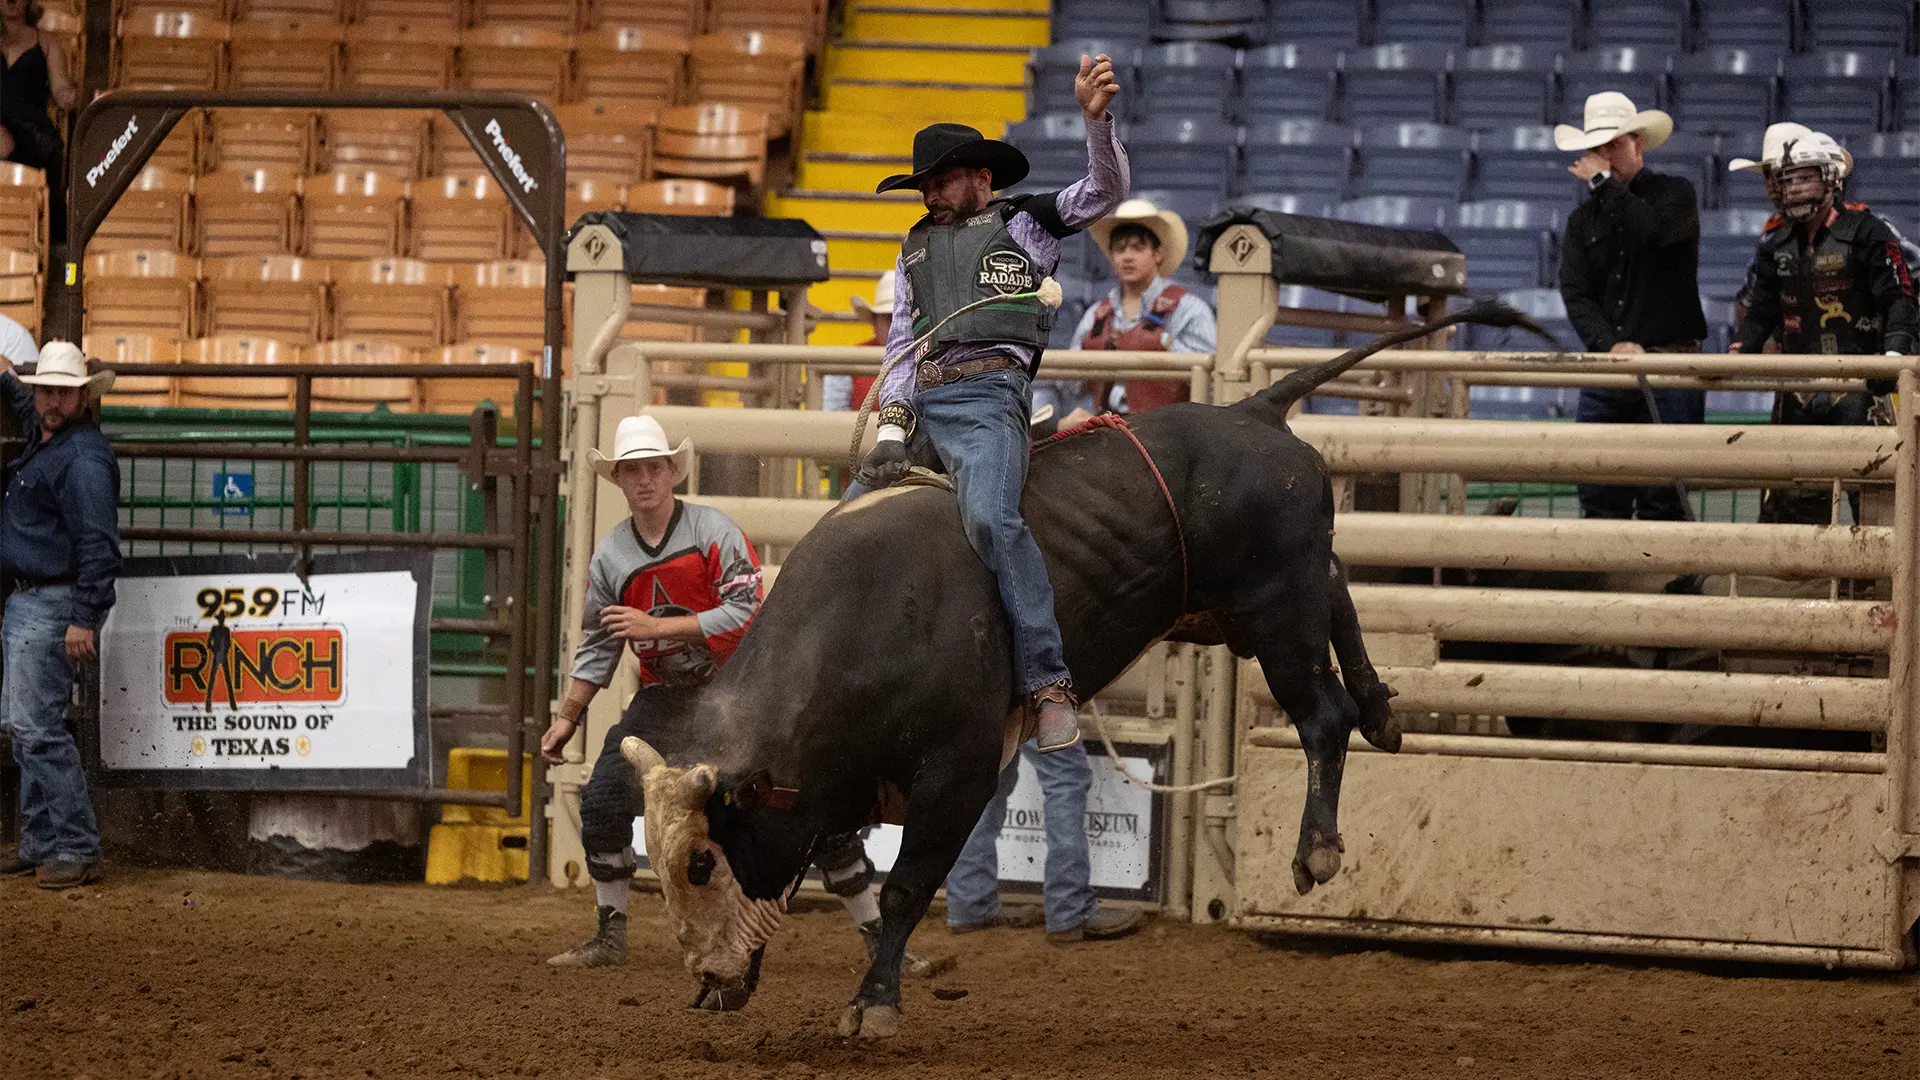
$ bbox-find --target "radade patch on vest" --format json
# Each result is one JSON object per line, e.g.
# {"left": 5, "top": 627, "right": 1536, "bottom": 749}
{"left": 977, "top": 250, "right": 1034, "bottom": 295}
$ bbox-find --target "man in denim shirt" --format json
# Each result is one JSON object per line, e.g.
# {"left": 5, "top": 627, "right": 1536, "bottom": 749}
{"left": 0, "top": 341, "right": 120, "bottom": 889}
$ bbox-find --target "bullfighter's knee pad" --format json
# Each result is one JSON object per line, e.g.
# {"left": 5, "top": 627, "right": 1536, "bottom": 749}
{"left": 586, "top": 847, "right": 638, "bottom": 883}
{"left": 813, "top": 831, "right": 875, "bottom": 897}
{"left": 580, "top": 768, "right": 640, "bottom": 878}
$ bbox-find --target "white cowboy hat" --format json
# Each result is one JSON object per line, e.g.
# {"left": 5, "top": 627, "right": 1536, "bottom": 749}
{"left": 588, "top": 414, "right": 692, "bottom": 486}
{"left": 1089, "top": 198, "right": 1190, "bottom": 279}
{"left": 18, "top": 341, "right": 114, "bottom": 395}
{"left": 1728, "top": 122, "right": 1814, "bottom": 173}
{"left": 1553, "top": 91, "right": 1673, "bottom": 153}
{"left": 850, "top": 270, "right": 896, "bottom": 317}
{"left": 1729, "top": 124, "right": 1853, "bottom": 178}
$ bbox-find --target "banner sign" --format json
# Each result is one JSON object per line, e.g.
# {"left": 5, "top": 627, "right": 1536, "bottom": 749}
{"left": 94, "top": 552, "right": 432, "bottom": 790}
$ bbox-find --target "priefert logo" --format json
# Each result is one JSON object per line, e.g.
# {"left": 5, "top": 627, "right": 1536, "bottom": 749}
{"left": 485, "top": 118, "right": 539, "bottom": 194}
{"left": 85, "top": 116, "right": 139, "bottom": 189}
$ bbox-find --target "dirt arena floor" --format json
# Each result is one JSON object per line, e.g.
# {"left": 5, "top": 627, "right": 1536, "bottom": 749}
{"left": 4, "top": 868, "right": 1918, "bottom": 1080}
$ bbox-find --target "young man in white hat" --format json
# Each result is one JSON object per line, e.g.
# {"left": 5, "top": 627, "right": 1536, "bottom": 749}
{"left": 1728, "top": 127, "right": 1918, "bottom": 525}
{"left": 822, "top": 271, "right": 896, "bottom": 413}
{"left": 1555, "top": 90, "right": 1708, "bottom": 522}
{"left": 0, "top": 342, "right": 120, "bottom": 890}
{"left": 1069, "top": 197, "right": 1217, "bottom": 414}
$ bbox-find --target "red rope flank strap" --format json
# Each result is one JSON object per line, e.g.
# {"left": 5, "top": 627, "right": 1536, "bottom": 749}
{"left": 1033, "top": 414, "right": 1189, "bottom": 611}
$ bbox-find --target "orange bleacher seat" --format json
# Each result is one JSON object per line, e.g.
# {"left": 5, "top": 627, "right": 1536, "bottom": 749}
{"left": 576, "top": 26, "right": 686, "bottom": 106}
{"left": 201, "top": 254, "right": 329, "bottom": 345}
{"left": 627, "top": 177, "right": 732, "bottom": 216}
{"left": 354, "top": 0, "right": 467, "bottom": 27}
{"left": 426, "top": 112, "right": 486, "bottom": 176}
{"left": 303, "top": 171, "right": 406, "bottom": 260}
{"left": 409, "top": 173, "right": 513, "bottom": 261}
{"left": 90, "top": 331, "right": 181, "bottom": 408}
{"left": 565, "top": 176, "right": 624, "bottom": 226}
{"left": 0, "top": 271, "right": 40, "bottom": 336}
{"left": 228, "top": 19, "right": 344, "bottom": 92}
{"left": 330, "top": 257, "right": 451, "bottom": 347}
{"left": 687, "top": 32, "right": 804, "bottom": 138}
{"left": 552, "top": 101, "right": 652, "bottom": 185}
{"left": 452, "top": 259, "right": 545, "bottom": 347}
{"left": 84, "top": 249, "right": 198, "bottom": 341}
{"left": 0, "top": 164, "right": 47, "bottom": 255}
{"left": 652, "top": 103, "right": 766, "bottom": 187}
{"left": 144, "top": 109, "right": 205, "bottom": 176}
{"left": 627, "top": 282, "right": 705, "bottom": 341}
{"left": 343, "top": 20, "right": 457, "bottom": 92}
{"left": 90, "top": 167, "right": 191, "bottom": 253}
{"left": 206, "top": 110, "right": 319, "bottom": 174}
{"left": 312, "top": 339, "right": 418, "bottom": 412}
{"left": 456, "top": 25, "right": 574, "bottom": 102}
{"left": 588, "top": 0, "right": 700, "bottom": 36}
{"left": 37, "top": 9, "right": 84, "bottom": 86}
{"left": 319, "top": 109, "right": 429, "bottom": 179}
{"left": 120, "top": 0, "right": 227, "bottom": 20}
{"left": 233, "top": 0, "right": 348, "bottom": 19}
{"left": 707, "top": 0, "right": 826, "bottom": 54}
{"left": 470, "top": 0, "right": 581, "bottom": 32}
{"left": 194, "top": 169, "right": 302, "bottom": 256}
{"left": 178, "top": 335, "right": 301, "bottom": 410}
{"left": 116, "top": 12, "right": 229, "bottom": 90}
{"left": 423, "top": 341, "right": 527, "bottom": 415}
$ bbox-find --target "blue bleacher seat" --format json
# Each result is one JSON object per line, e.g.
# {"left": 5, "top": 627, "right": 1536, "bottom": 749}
{"left": 1342, "top": 43, "right": 1450, "bottom": 124}
{"left": 1696, "top": 209, "right": 1773, "bottom": 301}
{"left": 1651, "top": 131, "right": 1718, "bottom": 207}
{"left": 1805, "top": 3, "right": 1913, "bottom": 53}
{"left": 1557, "top": 48, "right": 1669, "bottom": 127}
{"left": 1270, "top": 284, "right": 1344, "bottom": 352}
{"left": 1894, "top": 57, "right": 1920, "bottom": 130}
{"left": 1666, "top": 49, "right": 1781, "bottom": 136}
{"left": 1158, "top": 0, "right": 1268, "bottom": 45}
{"left": 1270, "top": 0, "right": 1363, "bottom": 47}
{"left": 1480, "top": 287, "right": 1575, "bottom": 353}
{"left": 1782, "top": 51, "right": 1893, "bottom": 136}
{"left": 1371, "top": 0, "right": 1472, "bottom": 46}
{"left": 1717, "top": 157, "right": 1776, "bottom": 212}
{"left": 1470, "top": 125, "right": 1580, "bottom": 206}
{"left": 1352, "top": 121, "right": 1472, "bottom": 199}
{"left": 1126, "top": 115, "right": 1240, "bottom": 195}
{"left": 1335, "top": 194, "right": 1453, "bottom": 229}
{"left": 1694, "top": 0, "right": 1795, "bottom": 52}
{"left": 1845, "top": 133, "right": 1920, "bottom": 220}
{"left": 1128, "top": 186, "right": 1223, "bottom": 268}
{"left": 1475, "top": 0, "right": 1578, "bottom": 49}
{"left": 1700, "top": 298, "right": 1742, "bottom": 358}
{"left": 1242, "top": 117, "right": 1354, "bottom": 196}
{"left": 1004, "top": 112, "right": 1093, "bottom": 188}
{"left": 1241, "top": 43, "right": 1341, "bottom": 120}
{"left": 1032, "top": 42, "right": 1136, "bottom": 117}
{"left": 1451, "top": 45, "right": 1555, "bottom": 128}
{"left": 1235, "top": 191, "right": 1338, "bottom": 216}
{"left": 1056, "top": 0, "right": 1155, "bottom": 42}
{"left": 1136, "top": 42, "right": 1240, "bottom": 120}
{"left": 1587, "top": 0, "right": 1689, "bottom": 51}
{"left": 1450, "top": 200, "right": 1553, "bottom": 293}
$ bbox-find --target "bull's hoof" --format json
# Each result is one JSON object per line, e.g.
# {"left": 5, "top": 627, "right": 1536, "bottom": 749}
{"left": 1306, "top": 841, "right": 1343, "bottom": 885}
{"left": 1291, "top": 858, "right": 1316, "bottom": 896}
{"left": 692, "top": 982, "right": 751, "bottom": 1012}
{"left": 838, "top": 1003, "right": 902, "bottom": 1039}
{"left": 837, "top": 1005, "right": 863, "bottom": 1038}
{"left": 1359, "top": 713, "right": 1402, "bottom": 754}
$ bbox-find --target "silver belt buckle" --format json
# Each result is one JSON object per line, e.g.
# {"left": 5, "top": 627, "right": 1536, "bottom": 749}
{"left": 917, "top": 360, "right": 944, "bottom": 388}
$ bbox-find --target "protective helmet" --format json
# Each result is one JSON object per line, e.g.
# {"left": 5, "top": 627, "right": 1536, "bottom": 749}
{"left": 1773, "top": 131, "right": 1851, "bottom": 185}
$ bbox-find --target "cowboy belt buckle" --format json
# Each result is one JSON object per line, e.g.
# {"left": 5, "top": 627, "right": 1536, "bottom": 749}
{"left": 917, "top": 360, "right": 944, "bottom": 388}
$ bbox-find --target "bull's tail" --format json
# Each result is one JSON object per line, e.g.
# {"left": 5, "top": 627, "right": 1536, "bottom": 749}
{"left": 1233, "top": 299, "right": 1556, "bottom": 426}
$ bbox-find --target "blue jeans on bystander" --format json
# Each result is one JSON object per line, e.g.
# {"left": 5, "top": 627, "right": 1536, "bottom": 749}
{"left": 944, "top": 740, "right": 1097, "bottom": 935}
{"left": 2, "top": 584, "right": 99, "bottom": 866}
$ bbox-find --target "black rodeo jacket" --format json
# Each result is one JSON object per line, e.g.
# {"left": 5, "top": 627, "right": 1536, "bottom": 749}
{"left": 1734, "top": 203, "right": 1920, "bottom": 370}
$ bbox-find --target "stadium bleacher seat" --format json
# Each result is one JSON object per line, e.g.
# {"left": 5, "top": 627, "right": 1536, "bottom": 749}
{"left": 628, "top": 177, "right": 735, "bottom": 216}
{"left": 355, "top": 0, "right": 464, "bottom": 27}
{"left": 1782, "top": 52, "right": 1893, "bottom": 136}
{"left": 0, "top": 165, "right": 45, "bottom": 256}
{"left": 1450, "top": 199, "right": 1554, "bottom": 293}
{"left": 1236, "top": 191, "right": 1337, "bottom": 217}
{"left": 652, "top": 104, "right": 767, "bottom": 188}
{"left": 117, "top": 11, "right": 228, "bottom": 90}
{"left": 1451, "top": 45, "right": 1555, "bottom": 129}
{"left": 1805, "top": 3, "right": 1914, "bottom": 53}
{"left": 1242, "top": 118, "right": 1353, "bottom": 198}
{"left": 196, "top": 169, "right": 301, "bottom": 257}
{"left": 1586, "top": 0, "right": 1688, "bottom": 51}
{"left": 709, "top": 0, "right": 829, "bottom": 55}
{"left": 207, "top": 110, "right": 317, "bottom": 175}
{"left": 320, "top": 110, "right": 430, "bottom": 179}
{"left": 233, "top": 0, "right": 347, "bottom": 20}
{"left": 1486, "top": 287, "right": 1573, "bottom": 351}
{"left": 1136, "top": 42, "right": 1239, "bottom": 120}
{"left": 567, "top": 176, "right": 625, "bottom": 223}
{"left": 202, "top": 255, "right": 328, "bottom": 345}
{"left": 1651, "top": 131, "right": 1718, "bottom": 207}
{"left": 91, "top": 167, "right": 188, "bottom": 253}
{"left": 1336, "top": 194, "right": 1451, "bottom": 229}
{"left": 458, "top": 25, "right": 574, "bottom": 102}
{"left": 331, "top": 258, "right": 452, "bottom": 349}
{"left": 304, "top": 171, "right": 407, "bottom": 261}
{"left": 1342, "top": 43, "right": 1449, "bottom": 125}
{"left": 689, "top": 32, "right": 806, "bottom": 138}
{"left": 411, "top": 173, "right": 515, "bottom": 261}
{"left": 1694, "top": 0, "right": 1794, "bottom": 52}
{"left": 311, "top": 339, "right": 419, "bottom": 413}
{"left": 145, "top": 109, "right": 204, "bottom": 176}
{"left": 1557, "top": 48, "right": 1668, "bottom": 127}
{"left": 1270, "top": 284, "right": 1345, "bottom": 348}
{"left": 0, "top": 268, "right": 38, "bottom": 336}
{"left": 1696, "top": 208, "right": 1773, "bottom": 301}
{"left": 592, "top": 0, "right": 703, "bottom": 37}
{"left": 1007, "top": 111, "right": 1095, "bottom": 188}
{"left": 1468, "top": 124, "right": 1574, "bottom": 207}
{"left": 1157, "top": 0, "right": 1267, "bottom": 45}
{"left": 454, "top": 260, "right": 546, "bottom": 348}
{"left": 1240, "top": 44, "right": 1340, "bottom": 121}
{"left": 1476, "top": 0, "right": 1577, "bottom": 49}
{"left": 1667, "top": 49, "right": 1780, "bottom": 136}
{"left": 1352, "top": 122, "right": 1471, "bottom": 200}
{"left": 577, "top": 27, "right": 689, "bottom": 108}
{"left": 1268, "top": 0, "right": 1361, "bottom": 47}
{"left": 1055, "top": 0, "right": 1153, "bottom": 42}
{"left": 227, "top": 18, "right": 342, "bottom": 92}
{"left": 553, "top": 101, "right": 654, "bottom": 185}
{"left": 179, "top": 336, "right": 300, "bottom": 410}
{"left": 344, "top": 21, "right": 457, "bottom": 92}
{"left": 1370, "top": 0, "right": 1472, "bottom": 46}
{"left": 422, "top": 342, "right": 527, "bottom": 415}
{"left": 429, "top": 112, "right": 487, "bottom": 175}
{"left": 1031, "top": 41, "right": 1131, "bottom": 117}
{"left": 470, "top": 0, "right": 583, "bottom": 33}
{"left": 1124, "top": 115, "right": 1239, "bottom": 197}
{"left": 90, "top": 331, "right": 178, "bottom": 408}
{"left": 1845, "top": 133, "right": 1920, "bottom": 220}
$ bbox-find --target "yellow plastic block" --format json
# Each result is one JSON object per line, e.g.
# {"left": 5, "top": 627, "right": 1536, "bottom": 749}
{"left": 426, "top": 822, "right": 530, "bottom": 885}
{"left": 827, "top": 81, "right": 1027, "bottom": 122}
{"left": 807, "top": 275, "right": 888, "bottom": 314}
{"left": 809, "top": 320, "right": 880, "bottom": 346}
{"left": 849, "top": 10, "right": 1050, "bottom": 47}
{"left": 796, "top": 157, "right": 910, "bottom": 193}
{"left": 825, "top": 233, "right": 908, "bottom": 273}
{"left": 853, "top": 0, "right": 1047, "bottom": 11}
{"left": 826, "top": 45, "right": 1031, "bottom": 86}
{"left": 765, "top": 192, "right": 927, "bottom": 233}
{"left": 440, "top": 747, "right": 532, "bottom": 826}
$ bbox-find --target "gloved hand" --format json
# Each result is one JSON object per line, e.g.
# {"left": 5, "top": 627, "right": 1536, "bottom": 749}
{"left": 855, "top": 438, "right": 912, "bottom": 490}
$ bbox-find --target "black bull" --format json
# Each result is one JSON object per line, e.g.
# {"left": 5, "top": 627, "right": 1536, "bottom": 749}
{"left": 622, "top": 303, "right": 1543, "bottom": 1037}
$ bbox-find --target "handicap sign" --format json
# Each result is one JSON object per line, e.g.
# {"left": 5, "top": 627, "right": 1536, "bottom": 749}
{"left": 212, "top": 472, "right": 253, "bottom": 516}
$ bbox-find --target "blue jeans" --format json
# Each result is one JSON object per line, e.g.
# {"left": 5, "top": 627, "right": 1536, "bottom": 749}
{"left": 945, "top": 741, "right": 1097, "bottom": 934}
{"left": 2, "top": 585, "right": 100, "bottom": 864}
{"left": 849, "top": 369, "right": 1070, "bottom": 694}
{"left": 1574, "top": 386, "right": 1706, "bottom": 521}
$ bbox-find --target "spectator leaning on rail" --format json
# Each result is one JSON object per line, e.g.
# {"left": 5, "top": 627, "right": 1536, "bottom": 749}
{"left": 0, "top": 341, "right": 120, "bottom": 890}
{"left": 850, "top": 52, "right": 1126, "bottom": 755}
{"left": 1556, "top": 91, "right": 1709, "bottom": 522}
{"left": 1069, "top": 197, "right": 1217, "bottom": 416}
{"left": 1727, "top": 127, "right": 1917, "bottom": 525}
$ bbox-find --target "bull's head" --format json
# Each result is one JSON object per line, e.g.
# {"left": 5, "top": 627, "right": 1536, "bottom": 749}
{"left": 621, "top": 736, "right": 785, "bottom": 1008}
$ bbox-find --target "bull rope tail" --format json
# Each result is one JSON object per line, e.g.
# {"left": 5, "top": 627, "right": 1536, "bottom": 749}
{"left": 1086, "top": 698, "right": 1236, "bottom": 794}
{"left": 846, "top": 278, "right": 1065, "bottom": 475}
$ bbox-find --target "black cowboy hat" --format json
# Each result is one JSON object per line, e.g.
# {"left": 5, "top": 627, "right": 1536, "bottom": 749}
{"left": 875, "top": 123, "right": 1030, "bottom": 194}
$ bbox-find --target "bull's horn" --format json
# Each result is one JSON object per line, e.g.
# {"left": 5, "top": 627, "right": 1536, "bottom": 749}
{"left": 621, "top": 736, "right": 666, "bottom": 777}
{"left": 676, "top": 764, "right": 717, "bottom": 808}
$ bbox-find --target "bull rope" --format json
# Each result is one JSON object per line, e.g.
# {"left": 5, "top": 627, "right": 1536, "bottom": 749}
{"left": 1086, "top": 697, "right": 1236, "bottom": 794}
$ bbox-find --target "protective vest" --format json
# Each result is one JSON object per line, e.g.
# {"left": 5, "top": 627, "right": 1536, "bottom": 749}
{"left": 1082, "top": 284, "right": 1190, "bottom": 352}
{"left": 902, "top": 196, "right": 1055, "bottom": 353}
{"left": 1754, "top": 203, "right": 1914, "bottom": 356}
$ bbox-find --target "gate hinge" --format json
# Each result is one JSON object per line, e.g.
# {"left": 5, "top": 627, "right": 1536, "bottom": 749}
{"left": 1873, "top": 829, "right": 1920, "bottom": 863}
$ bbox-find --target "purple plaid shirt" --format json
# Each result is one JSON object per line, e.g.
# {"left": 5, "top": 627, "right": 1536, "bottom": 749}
{"left": 878, "top": 115, "right": 1131, "bottom": 409}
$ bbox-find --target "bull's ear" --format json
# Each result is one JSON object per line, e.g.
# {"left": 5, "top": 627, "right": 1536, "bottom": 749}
{"left": 676, "top": 765, "right": 717, "bottom": 807}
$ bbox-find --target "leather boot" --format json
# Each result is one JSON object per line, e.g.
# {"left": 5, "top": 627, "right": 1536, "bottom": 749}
{"left": 547, "top": 906, "right": 628, "bottom": 967}
{"left": 1034, "top": 681, "right": 1081, "bottom": 753}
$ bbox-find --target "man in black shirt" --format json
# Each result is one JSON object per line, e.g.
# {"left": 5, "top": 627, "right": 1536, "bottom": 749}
{"left": 1556, "top": 92, "right": 1709, "bottom": 521}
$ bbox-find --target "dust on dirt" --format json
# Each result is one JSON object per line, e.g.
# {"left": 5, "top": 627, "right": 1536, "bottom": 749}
{"left": 4, "top": 867, "right": 1916, "bottom": 1079}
